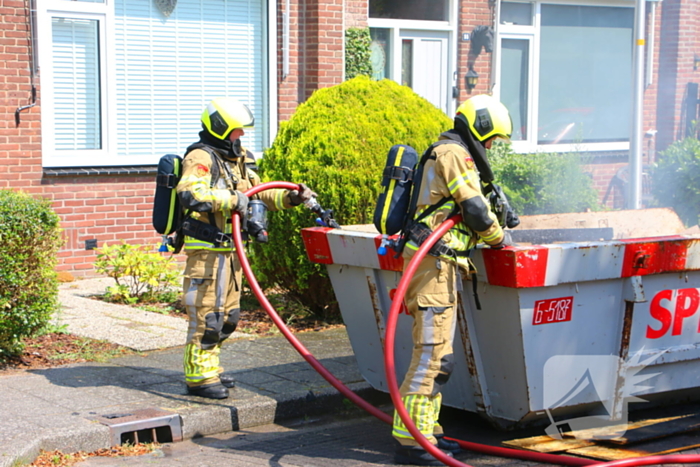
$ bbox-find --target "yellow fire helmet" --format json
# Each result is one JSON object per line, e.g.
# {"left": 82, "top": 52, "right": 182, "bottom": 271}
{"left": 455, "top": 94, "right": 512, "bottom": 142}
{"left": 201, "top": 97, "right": 255, "bottom": 140}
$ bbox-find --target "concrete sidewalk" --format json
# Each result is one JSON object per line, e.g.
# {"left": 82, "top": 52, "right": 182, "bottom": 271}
{"left": 0, "top": 279, "right": 387, "bottom": 467}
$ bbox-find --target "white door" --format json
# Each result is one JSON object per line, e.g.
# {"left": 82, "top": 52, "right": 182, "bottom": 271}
{"left": 399, "top": 30, "right": 449, "bottom": 113}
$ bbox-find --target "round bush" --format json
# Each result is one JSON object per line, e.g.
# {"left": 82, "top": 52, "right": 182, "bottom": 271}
{"left": 651, "top": 137, "right": 700, "bottom": 227}
{"left": 254, "top": 76, "right": 452, "bottom": 317}
{"left": 0, "top": 190, "right": 63, "bottom": 356}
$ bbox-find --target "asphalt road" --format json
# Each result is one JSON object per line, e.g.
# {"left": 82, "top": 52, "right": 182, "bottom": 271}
{"left": 71, "top": 405, "right": 557, "bottom": 467}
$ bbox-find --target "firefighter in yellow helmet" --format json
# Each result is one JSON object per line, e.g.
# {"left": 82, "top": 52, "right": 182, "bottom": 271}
{"left": 392, "top": 94, "right": 513, "bottom": 465}
{"left": 176, "top": 97, "right": 316, "bottom": 399}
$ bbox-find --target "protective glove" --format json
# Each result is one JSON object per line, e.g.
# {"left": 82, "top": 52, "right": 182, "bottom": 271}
{"left": 490, "top": 230, "right": 515, "bottom": 249}
{"left": 233, "top": 190, "right": 249, "bottom": 230}
{"left": 289, "top": 183, "right": 318, "bottom": 206}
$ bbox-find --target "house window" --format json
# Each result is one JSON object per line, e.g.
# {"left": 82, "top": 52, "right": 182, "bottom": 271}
{"left": 37, "top": 0, "right": 266, "bottom": 168}
{"left": 37, "top": 1, "right": 111, "bottom": 166}
{"left": 370, "top": 0, "right": 449, "bottom": 21}
{"left": 497, "top": 1, "right": 634, "bottom": 152}
{"left": 51, "top": 17, "right": 102, "bottom": 151}
{"left": 368, "top": 0, "right": 455, "bottom": 114}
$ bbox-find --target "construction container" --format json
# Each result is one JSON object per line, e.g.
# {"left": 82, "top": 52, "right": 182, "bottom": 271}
{"left": 301, "top": 209, "right": 700, "bottom": 431}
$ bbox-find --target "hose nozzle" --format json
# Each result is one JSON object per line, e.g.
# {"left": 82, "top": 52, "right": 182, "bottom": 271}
{"left": 304, "top": 196, "right": 341, "bottom": 229}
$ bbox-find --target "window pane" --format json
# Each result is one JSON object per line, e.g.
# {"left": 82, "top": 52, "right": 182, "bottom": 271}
{"left": 52, "top": 17, "right": 101, "bottom": 150}
{"left": 370, "top": 29, "right": 391, "bottom": 80}
{"left": 402, "top": 40, "right": 413, "bottom": 87}
{"left": 114, "top": 0, "right": 265, "bottom": 158}
{"left": 501, "top": 2, "right": 533, "bottom": 26}
{"left": 501, "top": 39, "right": 529, "bottom": 141}
{"left": 538, "top": 4, "right": 633, "bottom": 144}
{"left": 369, "top": 0, "right": 448, "bottom": 21}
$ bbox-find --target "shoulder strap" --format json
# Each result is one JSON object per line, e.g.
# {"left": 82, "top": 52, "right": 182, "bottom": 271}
{"left": 403, "top": 141, "right": 453, "bottom": 231}
{"left": 181, "top": 144, "right": 234, "bottom": 231}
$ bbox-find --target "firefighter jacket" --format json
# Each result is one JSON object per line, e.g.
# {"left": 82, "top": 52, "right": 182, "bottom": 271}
{"left": 176, "top": 144, "right": 293, "bottom": 252}
{"left": 404, "top": 134, "right": 504, "bottom": 269}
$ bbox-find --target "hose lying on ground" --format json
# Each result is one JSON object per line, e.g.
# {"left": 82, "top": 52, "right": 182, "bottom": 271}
{"left": 234, "top": 182, "right": 700, "bottom": 467}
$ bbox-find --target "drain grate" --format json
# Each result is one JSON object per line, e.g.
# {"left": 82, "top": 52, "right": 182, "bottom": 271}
{"left": 92, "top": 408, "right": 183, "bottom": 446}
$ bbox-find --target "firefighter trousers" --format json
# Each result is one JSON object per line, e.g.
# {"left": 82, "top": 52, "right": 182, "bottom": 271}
{"left": 182, "top": 250, "right": 242, "bottom": 387}
{"left": 392, "top": 257, "right": 458, "bottom": 446}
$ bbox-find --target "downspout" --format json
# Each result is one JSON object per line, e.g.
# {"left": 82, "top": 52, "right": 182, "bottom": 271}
{"left": 283, "top": 0, "right": 290, "bottom": 80}
{"left": 15, "top": 0, "right": 38, "bottom": 126}
{"left": 628, "top": 0, "right": 646, "bottom": 209}
{"left": 645, "top": 0, "right": 662, "bottom": 88}
{"left": 489, "top": 0, "right": 500, "bottom": 93}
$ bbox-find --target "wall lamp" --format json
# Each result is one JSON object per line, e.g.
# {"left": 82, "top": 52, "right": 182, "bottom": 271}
{"left": 465, "top": 67, "right": 479, "bottom": 91}
{"left": 695, "top": 54, "right": 700, "bottom": 71}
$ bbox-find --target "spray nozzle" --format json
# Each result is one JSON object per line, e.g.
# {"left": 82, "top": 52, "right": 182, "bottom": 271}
{"left": 377, "top": 234, "right": 399, "bottom": 256}
{"left": 304, "top": 196, "right": 341, "bottom": 229}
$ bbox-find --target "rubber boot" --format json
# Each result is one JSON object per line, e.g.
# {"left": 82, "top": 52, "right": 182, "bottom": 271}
{"left": 394, "top": 445, "right": 453, "bottom": 466}
{"left": 435, "top": 434, "right": 461, "bottom": 454}
{"left": 187, "top": 382, "right": 229, "bottom": 399}
{"left": 220, "top": 375, "right": 236, "bottom": 388}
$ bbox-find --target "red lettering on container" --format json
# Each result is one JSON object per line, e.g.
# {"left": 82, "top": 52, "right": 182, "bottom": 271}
{"left": 646, "top": 288, "right": 700, "bottom": 339}
{"left": 673, "top": 288, "right": 700, "bottom": 336}
{"left": 532, "top": 297, "right": 573, "bottom": 325}
{"left": 646, "top": 289, "right": 672, "bottom": 339}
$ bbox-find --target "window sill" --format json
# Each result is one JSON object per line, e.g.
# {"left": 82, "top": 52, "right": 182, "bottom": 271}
{"left": 43, "top": 166, "right": 157, "bottom": 178}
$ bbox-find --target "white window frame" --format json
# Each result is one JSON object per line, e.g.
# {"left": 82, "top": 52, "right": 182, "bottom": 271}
{"left": 494, "top": 0, "right": 635, "bottom": 154}
{"left": 37, "top": 0, "right": 117, "bottom": 167}
{"left": 368, "top": 0, "right": 459, "bottom": 116}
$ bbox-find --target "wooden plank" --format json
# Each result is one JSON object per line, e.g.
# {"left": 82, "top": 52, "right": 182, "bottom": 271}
{"left": 605, "top": 414, "right": 700, "bottom": 445}
{"left": 562, "top": 416, "right": 683, "bottom": 442}
{"left": 567, "top": 433, "right": 700, "bottom": 461}
{"left": 502, "top": 435, "right": 594, "bottom": 453}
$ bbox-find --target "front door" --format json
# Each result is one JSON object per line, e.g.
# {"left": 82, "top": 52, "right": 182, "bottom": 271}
{"left": 399, "top": 30, "right": 449, "bottom": 113}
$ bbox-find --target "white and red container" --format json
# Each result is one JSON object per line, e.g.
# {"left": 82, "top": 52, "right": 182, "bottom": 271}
{"left": 302, "top": 209, "right": 700, "bottom": 430}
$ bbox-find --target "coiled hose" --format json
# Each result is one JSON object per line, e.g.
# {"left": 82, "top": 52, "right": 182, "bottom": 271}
{"left": 234, "top": 182, "right": 700, "bottom": 467}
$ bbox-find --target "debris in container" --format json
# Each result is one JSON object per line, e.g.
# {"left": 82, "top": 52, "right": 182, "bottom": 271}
{"left": 514, "top": 208, "right": 686, "bottom": 240}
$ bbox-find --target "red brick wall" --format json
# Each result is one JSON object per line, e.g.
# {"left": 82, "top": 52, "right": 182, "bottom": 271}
{"left": 1, "top": 0, "right": 41, "bottom": 190}
{"left": 656, "top": 0, "right": 700, "bottom": 152}
{"left": 43, "top": 175, "right": 161, "bottom": 276}
{"left": 4, "top": 0, "right": 698, "bottom": 278}
{"left": 278, "top": 0, "right": 302, "bottom": 122}
{"left": 2, "top": 2, "right": 164, "bottom": 278}
{"left": 345, "top": 0, "right": 368, "bottom": 29}
{"left": 457, "top": 1, "right": 494, "bottom": 102}
{"left": 301, "top": 0, "right": 344, "bottom": 101}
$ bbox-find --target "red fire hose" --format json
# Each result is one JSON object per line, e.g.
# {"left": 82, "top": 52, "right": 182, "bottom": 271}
{"left": 234, "top": 182, "right": 700, "bottom": 467}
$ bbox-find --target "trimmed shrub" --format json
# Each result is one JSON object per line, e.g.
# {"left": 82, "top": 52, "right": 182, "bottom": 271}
{"left": 94, "top": 242, "right": 181, "bottom": 305}
{"left": 651, "top": 137, "right": 700, "bottom": 227}
{"left": 0, "top": 190, "right": 63, "bottom": 357}
{"left": 488, "top": 143, "right": 601, "bottom": 215}
{"left": 254, "top": 76, "right": 452, "bottom": 317}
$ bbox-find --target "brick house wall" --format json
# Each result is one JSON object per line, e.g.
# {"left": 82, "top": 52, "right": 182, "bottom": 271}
{"left": 457, "top": 0, "right": 493, "bottom": 102}
{"left": 2, "top": 0, "right": 697, "bottom": 277}
{"left": 657, "top": 0, "right": 700, "bottom": 152}
{"left": 2, "top": 2, "right": 160, "bottom": 277}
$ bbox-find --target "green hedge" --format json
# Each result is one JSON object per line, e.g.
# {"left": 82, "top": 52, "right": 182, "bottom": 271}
{"left": 488, "top": 143, "right": 601, "bottom": 215}
{"left": 651, "top": 137, "right": 700, "bottom": 227}
{"left": 254, "top": 76, "right": 452, "bottom": 317}
{"left": 345, "top": 28, "right": 372, "bottom": 80}
{"left": 0, "top": 190, "right": 63, "bottom": 356}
